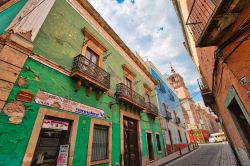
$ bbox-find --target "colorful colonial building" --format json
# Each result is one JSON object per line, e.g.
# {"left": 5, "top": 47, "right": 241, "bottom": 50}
{"left": 0, "top": 0, "right": 166, "bottom": 165}
{"left": 166, "top": 66, "right": 206, "bottom": 143}
{"left": 147, "top": 62, "right": 189, "bottom": 154}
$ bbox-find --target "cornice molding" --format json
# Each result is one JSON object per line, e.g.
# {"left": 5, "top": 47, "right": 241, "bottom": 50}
{"left": 76, "top": 0, "right": 157, "bottom": 85}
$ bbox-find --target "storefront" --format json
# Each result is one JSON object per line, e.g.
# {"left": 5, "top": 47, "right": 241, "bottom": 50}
{"left": 22, "top": 108, "right": 79, "bottom": 166}
{"left": 31, "top": 117, "right": 71, "bottom": 165}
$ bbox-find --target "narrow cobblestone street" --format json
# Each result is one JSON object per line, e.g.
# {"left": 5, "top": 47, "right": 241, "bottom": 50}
{"left": 166, "top": 142, "right": 238, "bottom": 166}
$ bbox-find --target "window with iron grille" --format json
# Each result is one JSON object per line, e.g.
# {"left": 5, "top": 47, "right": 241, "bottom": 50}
{"left": 156, "top": 134, "right": 162, "bottom": 151}
{"left": 91, "top": 125, "right": 108, "bottom": 161}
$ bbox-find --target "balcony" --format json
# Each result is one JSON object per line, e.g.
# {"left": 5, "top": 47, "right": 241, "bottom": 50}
{"left": 115, "top": 83, "right": 146, "bottom": 111}
{"left": 146, "top": 102, "right": 159, "bottom": 117}
{"left": 197, "top": 78, "right": 215, "bottom": 109}
{"left": 186, "top": 0, "right": 247, "bottom": 47}
{"left": 71, "top": 55, "right": 110, "bottom": 98}
{"left": 176, "top": 117, "right": 181, "bottom": 124}
{"left": 165, "top": 111, "right": 172, "bottom": 120}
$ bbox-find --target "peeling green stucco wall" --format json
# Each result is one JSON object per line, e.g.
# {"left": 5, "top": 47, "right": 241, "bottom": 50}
{"left": 0, "top": 0, "right": 27, "bottom": 34}
{"left": 33, "top": 0, "right": 158, "bottom": 101}
{"left": 0, "top": 59, "right": 120, "bottom": 166}
{"left": 0, "top": 0, "right": 165, "bottom": 165}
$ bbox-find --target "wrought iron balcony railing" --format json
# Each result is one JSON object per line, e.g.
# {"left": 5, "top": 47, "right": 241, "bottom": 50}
{"left": 165, "top": 111, "right": 172, "bottom": 120}
{"left": 197, "top": 78, "right": 215, "bottom": 109}
{"left": 146, "top": 102, "right": 158, "bottom": 117}
{"left": 115, "top": 83, "right": 146, "bottom": 110}
{"left": 175, "top": 117, "right": 181, "bottom": 124}
{"left": 186, "top": 0, "right": 217, "bottom": 45}
{"left": 71, "top": 54, "right": 110, "bottom": 90}
{"left": 186, "top": 0, "right": 247, "bottom": 46}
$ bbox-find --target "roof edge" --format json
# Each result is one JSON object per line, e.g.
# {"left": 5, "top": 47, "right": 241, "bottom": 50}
{"left": 78, "top": 0, "right": 158, "bottom": 85}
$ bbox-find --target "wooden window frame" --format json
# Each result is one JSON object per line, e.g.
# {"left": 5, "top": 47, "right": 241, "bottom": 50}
{"left": 86, "top": 119, "right": 112, "bottom": 166}
{"left": 21, "top": 108, "right": 79, "bottom": 166}
{"left": 122, "top": 64, "right": 136, "bottom": 90}
{"left": 144, "top": 83, "right": 152, "bottom": 103}
{"left": 86, "top": 47, "right": 100, "bottom": 65}
{"left": 155, "top": 132, "right": 162, "bottom": 153}
{"left": 0, "top": 0, "right": 19, "bottom": 12}
{"left": 82, "top": 28, "right": 108, "bottom": 68}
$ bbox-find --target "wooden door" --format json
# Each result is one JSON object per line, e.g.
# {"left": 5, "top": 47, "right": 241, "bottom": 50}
{"left": 168, "top": 130, "right": 174, "bottom": 151}
{"left": 146, "top": 133, "right": 154, "bottom": 161}
{"left": 124, "top": 117, "right": 140, "bottom": 166}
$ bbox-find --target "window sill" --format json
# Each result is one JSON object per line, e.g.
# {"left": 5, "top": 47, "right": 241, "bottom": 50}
{"left": 91, "top": 159, "right": 109, "bottom": 165}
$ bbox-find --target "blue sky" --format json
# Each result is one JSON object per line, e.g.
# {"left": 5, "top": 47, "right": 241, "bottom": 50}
{"left": 88, "top": 0, "right": 203, "bottom": 104}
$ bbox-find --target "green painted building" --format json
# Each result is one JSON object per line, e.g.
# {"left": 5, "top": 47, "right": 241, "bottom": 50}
{"left": 0, "top": 0, "right": 166, "bottom": 165}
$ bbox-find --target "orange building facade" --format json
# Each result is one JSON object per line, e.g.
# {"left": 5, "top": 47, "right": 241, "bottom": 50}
{"left": 172, "top": 0, "right": 250, "bottom": 165}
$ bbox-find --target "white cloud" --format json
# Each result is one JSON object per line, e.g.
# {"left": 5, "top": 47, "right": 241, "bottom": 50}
{"left": 88, "top": 0, "right": 202, "bottom": 101}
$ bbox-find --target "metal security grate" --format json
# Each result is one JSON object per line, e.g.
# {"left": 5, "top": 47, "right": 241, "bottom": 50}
{"left": 91, "top": 125, "right": 108, "bottom": 161}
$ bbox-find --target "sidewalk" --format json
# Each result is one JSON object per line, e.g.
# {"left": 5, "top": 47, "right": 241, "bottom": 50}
{"left": 150, "top": 144, "right": 199, "bottom": 166}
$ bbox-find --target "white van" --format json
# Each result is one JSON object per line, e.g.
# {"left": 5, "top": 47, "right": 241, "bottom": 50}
{"left": 209, "top": 132, "right": 226, "bottom": 143}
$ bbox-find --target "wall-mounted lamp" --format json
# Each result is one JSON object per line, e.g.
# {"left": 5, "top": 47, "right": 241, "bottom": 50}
{"left": 103, "top": 52, "right": 112, "bottom": 61}
{"left": 108, "top": 101, "right": 119, "bottom": 109}
{"left": 134, "top": 80, "right": 141, "bottom": 85}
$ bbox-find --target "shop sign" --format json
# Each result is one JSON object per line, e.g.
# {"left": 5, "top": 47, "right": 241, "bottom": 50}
{"left": 57, "top": 144, "right": 69, "bottom": 166}
{"left": 35, "top": 90, "right": 104, "bottom": 118}
{"left": 42, "top": 119, "right": 69, "bottom": 130}
{"left": 192, "top": 129, "right": 205, "bottom": 142}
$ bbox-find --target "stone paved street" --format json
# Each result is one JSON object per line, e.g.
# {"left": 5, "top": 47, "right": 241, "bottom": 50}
{"left": 166, "top": 142, "right": 238, "bottom": 166}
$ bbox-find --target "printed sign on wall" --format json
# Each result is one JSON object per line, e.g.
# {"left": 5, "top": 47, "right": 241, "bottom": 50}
{"left": 42, "top": 119, "right": 69, "bottom": 130}
{"left": 57, "top": 144, "right": 69, "bottom": 166}
{"left": 35, "top": 90, "right": 104, "bottom": 118}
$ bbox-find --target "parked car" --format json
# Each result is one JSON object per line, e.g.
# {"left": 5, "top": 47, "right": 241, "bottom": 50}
{"left": 209, "top": 132, "right": 226, "bottom": 143}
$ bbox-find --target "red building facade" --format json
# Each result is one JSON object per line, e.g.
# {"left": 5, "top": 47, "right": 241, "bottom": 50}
{"left": 173, "top": 0, "right": 250, "bottom": 165}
